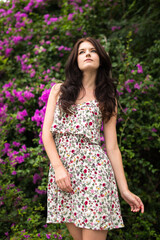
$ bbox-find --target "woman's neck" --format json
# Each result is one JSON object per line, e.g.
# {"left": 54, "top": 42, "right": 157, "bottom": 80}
{"left": 81, "top": 71, "right": 97, "bottom": 90}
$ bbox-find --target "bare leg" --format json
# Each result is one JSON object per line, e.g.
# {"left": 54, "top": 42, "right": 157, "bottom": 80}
{"left": 82, "top": 228, "right": 108, "bottom": 240}
{"left": 65, "top": 223, "right": 83, "bottom": 240}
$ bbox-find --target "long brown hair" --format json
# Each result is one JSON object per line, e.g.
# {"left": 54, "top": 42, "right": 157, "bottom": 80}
{"left": 59, "top": 37, "right": 119, "bottom": 123}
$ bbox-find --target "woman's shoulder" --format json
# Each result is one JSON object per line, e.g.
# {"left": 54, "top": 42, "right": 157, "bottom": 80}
{"left": 50, "top": 82, "right": 63, "bottom": 96}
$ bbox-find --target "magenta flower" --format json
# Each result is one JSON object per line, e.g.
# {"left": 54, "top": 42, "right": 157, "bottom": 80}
{"left": 151, "top": 128, "right": 157, "bottom": 132}
{"left": 5, "top": 48, "right": 13, "bottom": 57}
{"left": 20, "top": 144, "right": 27, "bottom": 151}
{"left": 2, "top": 143, "right": 11, "bottom": 154}
{"left": 134, "top": 83, "right": 140, "bottom": 89}
{"left": 125, "top": 79, "right": 135, "bottom": 84}
{"left": 31, "top": 109, "right": 44, "bottom": 127}
{"left": 136, "top": 64, "right": 143, "bottom": 73}
{"left": 22, "top": 205, "right": 28, "bottom": 210}
{"left": 123, "top": 108, "right": 128, "bottom": 113}
{"left": 44, "top": 14, "right": 50, "bottom": 20}
{"left": 12, "top": 170, "right": 17, "bottom": 175}
{"left": 125, "top": 85, "right": 131, "bottom": 93}
{"left": 17, "top": 109, "right": 28, "bottom": 121}
{"left": 35, "top": 188, "right": 46, "bottom": 195}
{"left": 58, "top": 45, "right": 64, "bottom": 51}
{"left": 46, "top": 234, "right": 51, "bottom": 239}
{"left": 12, "top": 36, "right": 23, "bottom": 45}
{"left": 33, "top": 173, "right": 42, "bottom": 184}
{"left": 19, "top": 127, "right": 26, "bottom": 133}
{"left": 2, "top": 82, "right": 13, "bottom": 89}
{"left": 13, "top": 90, "right": 25, "bottom": 103}
{"left": 117, "top": 90, "right": 123, "bottom": 96}
{"left": 23, "top": 91, "right": 35, "bottom": 100}
{"left": 68, "top": 13, "right": 75, "bottom": 21}
{"left": 15, "top": 155, "right": 24, "bottom": 164}
{"left": 111, "top": 26, "right": 121, "bottom": 31}
{"left": 50, "top": 17, "right": 58, "bottom": 22}
{"left": 12, "top": 141, "right": 21, "bottom": 147}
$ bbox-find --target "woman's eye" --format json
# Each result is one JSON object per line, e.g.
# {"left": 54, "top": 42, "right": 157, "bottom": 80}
{"left": 91, "top": 50, "right": 96, "bottom": 52}
{"left": 79, "top": 51, "right": 84, "bottom": 54}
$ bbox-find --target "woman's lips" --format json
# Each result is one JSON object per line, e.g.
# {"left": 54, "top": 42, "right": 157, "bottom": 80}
{"left": 84, "top": 59, "right": 93, "bottom": 62}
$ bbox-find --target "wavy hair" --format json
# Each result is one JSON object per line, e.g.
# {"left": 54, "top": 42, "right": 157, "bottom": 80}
{"left": 58, "top": 37, "right": 119, "bottom": 123}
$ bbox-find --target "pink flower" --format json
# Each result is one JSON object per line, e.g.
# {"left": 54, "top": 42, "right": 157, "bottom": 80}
{"left": 50, "top": 17, "right": 58, "bottom": 22}
{"left": 151, "top": 128, "right": 157, "bottom": 132}
{"left": 33, "top": 173, "right": 42, "bottom": 184}
{"left": 17, "top": 109, "right": 28, "bottom": 121}
{"left": 136, "top": 64, "right": 143, "bottom": 73}
{"left": 125, "top": 85, "right": 131, "bottom": 93}
{"left": 68, "top": 13, "right": 75, "bottom": 21}
{"left": 125, "top": 79, "right": 135, "bottom": 84}
{"left": 19, "top": 127, "right": 26, "bottom": 133}
{"left": 12, "top": 170, "right": 17, "bottom": 175}
{"left": 58, "top": 46, "right": 64, "bottom": 51}
{"left": 12, "top": 141, "right": 21, "bottom": 147}
{"left": 134, "top": 83, "right": 140, "bottom": 89}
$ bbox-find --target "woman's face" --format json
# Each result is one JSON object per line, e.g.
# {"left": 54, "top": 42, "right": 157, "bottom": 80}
{"left": 77, "top": 41, "right": 100, "bottom": 72}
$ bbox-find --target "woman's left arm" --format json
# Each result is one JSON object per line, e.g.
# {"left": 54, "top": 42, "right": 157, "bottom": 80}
{"left": 103, "top": 100, "right": 144, "bottom": 213}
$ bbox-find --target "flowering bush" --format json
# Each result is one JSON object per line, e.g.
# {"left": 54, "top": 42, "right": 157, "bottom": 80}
{"left": 0, "top": 0, "right": 160, "bottom": 239}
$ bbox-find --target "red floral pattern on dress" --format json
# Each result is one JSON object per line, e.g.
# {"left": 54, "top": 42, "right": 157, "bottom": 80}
{"left": 46, "top": 98, "right": 124, "bottom": 230}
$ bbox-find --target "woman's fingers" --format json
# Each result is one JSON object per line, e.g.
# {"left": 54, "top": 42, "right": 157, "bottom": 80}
{"left": 66, "top": 178, "right": 73, "bottom": 192}
{"left": 130, "top": 195, "right": 144, "bottom": 213}
{"left": 136, "top": 196, "right": 144, "bottom": 213}
{"left": 55, "top": 167, "right": 73, "bottom": 192}
{"left": 57, "top": 175, "right": 73, "bottom": 192}
{"left": 122, "top": 190, "right": 144, "bottom": 213}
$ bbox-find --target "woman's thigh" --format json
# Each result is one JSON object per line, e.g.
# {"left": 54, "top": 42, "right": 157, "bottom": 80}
{"left": 65, "top": 223, "right": 82, "bottom": 240}
{"left": 82, "top": 228, "right": 108, "bottom": 240}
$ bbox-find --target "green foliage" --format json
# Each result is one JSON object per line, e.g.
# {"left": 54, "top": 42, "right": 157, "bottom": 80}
{"left": 0, "top": 0, "right": 159, "bottom": 239}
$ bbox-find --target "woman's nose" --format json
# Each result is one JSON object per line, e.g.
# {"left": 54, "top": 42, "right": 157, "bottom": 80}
{"left": 86, "top": 51, "right": 91, "bottom": 57}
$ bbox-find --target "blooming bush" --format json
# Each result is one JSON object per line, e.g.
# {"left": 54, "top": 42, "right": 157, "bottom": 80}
{"left": 0, "top": 0, "right": 160, "bottom": 239}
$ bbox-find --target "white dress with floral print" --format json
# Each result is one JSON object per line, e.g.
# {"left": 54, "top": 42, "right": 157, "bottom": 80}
{"left": 46, "top": 97, "right": 124, "bottom": 230}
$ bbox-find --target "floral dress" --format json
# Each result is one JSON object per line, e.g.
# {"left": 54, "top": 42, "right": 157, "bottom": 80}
{"left": 46, "top": 97, "right": 124, "bottom": 231}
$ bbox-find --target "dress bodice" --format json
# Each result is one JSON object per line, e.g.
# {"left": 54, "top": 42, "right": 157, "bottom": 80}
{"left": 50, "top": 97, "right": 103, "bottom": 145}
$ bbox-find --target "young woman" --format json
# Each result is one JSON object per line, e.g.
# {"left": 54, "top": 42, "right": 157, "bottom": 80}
{"left": 42, "top": 37, "right": 144, "bottom": 240}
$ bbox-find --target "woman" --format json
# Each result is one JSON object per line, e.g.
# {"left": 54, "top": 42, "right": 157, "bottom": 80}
{"left": 42, "top": 37, "right": 144, "bottom": 240}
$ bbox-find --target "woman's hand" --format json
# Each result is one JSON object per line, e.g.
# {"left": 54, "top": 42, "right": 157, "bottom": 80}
{"left": 121, "top": 189, "right": 144, "bottom": 213}
{"left": 54, "top": 165, "right": 73, "bottom": 193}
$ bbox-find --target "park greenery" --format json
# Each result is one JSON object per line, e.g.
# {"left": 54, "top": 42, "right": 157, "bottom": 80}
{"left": 0, "top": 0, "right": 160, "bottom": 239}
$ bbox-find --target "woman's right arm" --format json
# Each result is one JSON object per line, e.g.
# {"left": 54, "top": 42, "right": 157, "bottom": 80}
{"left": 42, "top": 83, "right": 73, "bottom": 193}
{"left": 42, "top": 83, "right": 63, "bottom": 170}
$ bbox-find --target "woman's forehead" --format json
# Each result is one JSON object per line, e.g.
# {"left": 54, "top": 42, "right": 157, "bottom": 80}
{"left": 78, "top": 41, "right": 95, "bottom": 50}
